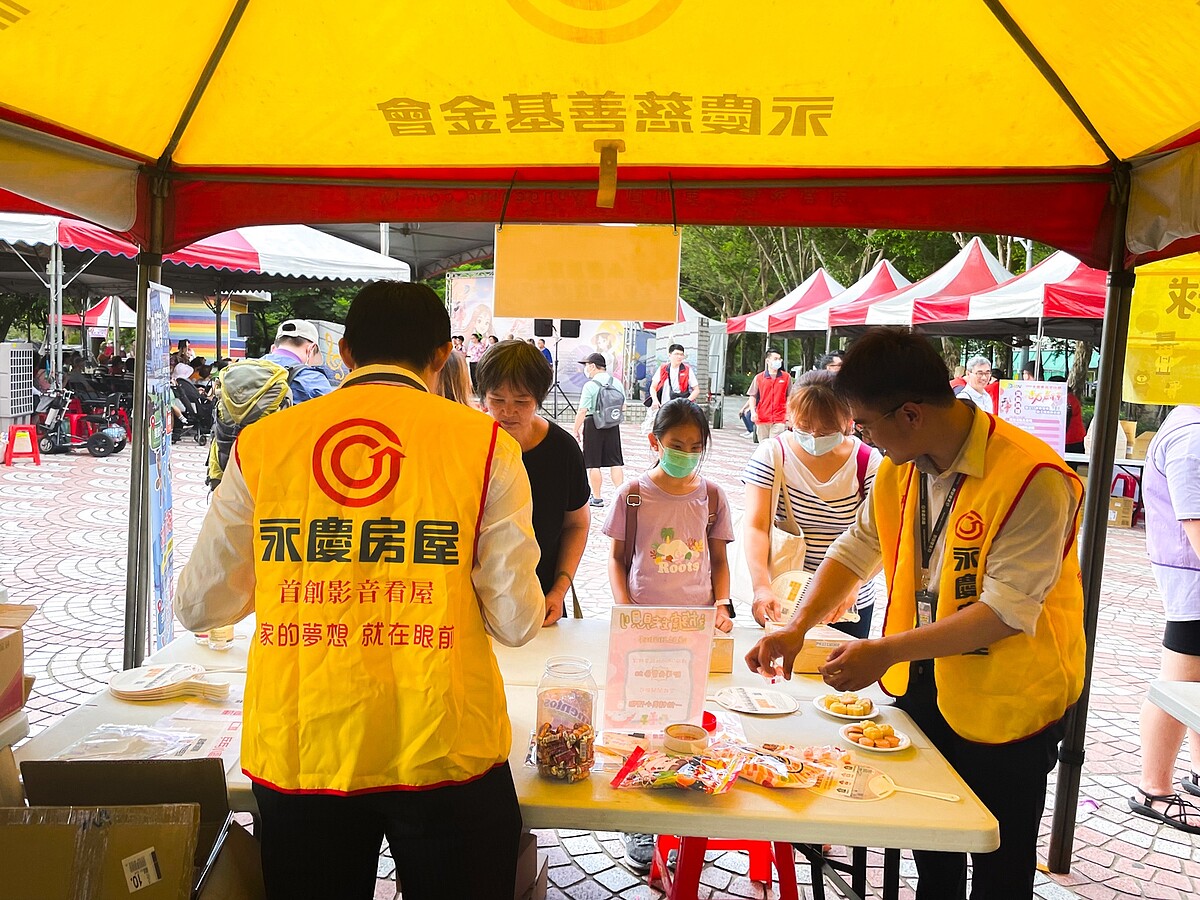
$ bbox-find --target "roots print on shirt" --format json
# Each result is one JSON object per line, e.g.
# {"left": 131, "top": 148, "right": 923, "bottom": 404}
{"left": 650, "top": 527, "right": 704, "bottom": 574}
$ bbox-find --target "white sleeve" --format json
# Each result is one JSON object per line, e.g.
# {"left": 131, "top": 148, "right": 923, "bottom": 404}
{"left": 471, "top": 431, "right": 545, "bottom": 646}
{"left": 176, "top": 456, "right": 257, "bottom": 631}
{"left": 977, "top": 468, "right": 1075, "bottom": 635}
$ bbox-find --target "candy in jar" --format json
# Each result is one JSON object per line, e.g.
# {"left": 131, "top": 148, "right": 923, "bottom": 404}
{"left": 536, "top": 656, "right": 597, "bottom": 782}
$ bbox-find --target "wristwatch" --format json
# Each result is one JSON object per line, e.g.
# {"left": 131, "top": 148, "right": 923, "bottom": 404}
{"left": 715, "top": 598, "right": 736, "bottom": 618}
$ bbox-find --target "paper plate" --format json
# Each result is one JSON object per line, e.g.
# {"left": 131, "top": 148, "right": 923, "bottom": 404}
{"left": 812, "top": 695, "right": 879, "bottom": 720}
{"left": 712, "top": 686, "right": 799, "bottom": 716}
{"left": 839, "top": 723, "right": 911, "bottom": 753}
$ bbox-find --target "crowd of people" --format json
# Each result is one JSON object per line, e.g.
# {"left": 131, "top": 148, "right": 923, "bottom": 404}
{"left": 173, "top": 285, "right": 1094, "bottom": 900}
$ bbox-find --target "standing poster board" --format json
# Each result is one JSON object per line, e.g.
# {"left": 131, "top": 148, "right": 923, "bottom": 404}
{"left": 996, "top": 379, "right": 1067, "bottom": 456}
{"left": 147, "top": 283, "right": 175, "bottom": 652}
{"left": 447, "top": 271, "right": 626, "bottom": 394}
{"left": 603, "top": 606, "right": 715, "bottom": 733}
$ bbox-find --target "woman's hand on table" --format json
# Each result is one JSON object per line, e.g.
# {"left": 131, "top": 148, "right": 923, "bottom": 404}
{"left": 818, "top": 639, "right": 892, "bottom": 692}
{"left": 715, "top": 607, "right": 733, "bottom": 633}
{"left": 750, "top": 587, "right": 782, "bottom": 627}
{"left": 543, "top": 586, "right": 567, "bottom": 626}
{"left": 744, "top": 628, "right": 803, "bottom": 681}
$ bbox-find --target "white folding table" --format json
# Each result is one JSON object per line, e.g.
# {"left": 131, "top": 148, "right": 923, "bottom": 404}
{"left": 17, "top": 620, "right": 1000, "bottom": 900}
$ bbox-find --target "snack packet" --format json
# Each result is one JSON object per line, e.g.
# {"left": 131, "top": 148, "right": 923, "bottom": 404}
{"left": 729, "top": 742, "right": 852, "bottom": 790}
{"left": 609, "top": 746, "right": 746, "bottom": 795}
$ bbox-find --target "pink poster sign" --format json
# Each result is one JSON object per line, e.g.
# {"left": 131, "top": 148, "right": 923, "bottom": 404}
{"left": 603, "top": 606, "right": 715, "bottom": 733}
{"left": 997, "top": 380, "right": 1067, "bottom": 456}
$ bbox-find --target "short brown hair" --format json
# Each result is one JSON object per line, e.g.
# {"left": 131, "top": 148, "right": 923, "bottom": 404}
{"left": 787, "top": 370, "right": 851, "bottom": 434}
{"left": 475, "top": 339, "right": 554, "bottom": 403}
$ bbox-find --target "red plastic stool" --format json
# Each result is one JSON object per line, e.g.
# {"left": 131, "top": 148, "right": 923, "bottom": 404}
{"left": 649, "top": 835, "right": 798, "bottom": 900}
{"left": 3, "top": 425, "right": 40, "bottom": 466}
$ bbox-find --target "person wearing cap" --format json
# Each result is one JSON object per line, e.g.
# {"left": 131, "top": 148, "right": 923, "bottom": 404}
{"left": 262, "top": 319, "right": 334, "bottom": 403}
{"left": 573, "top": 352, "right": 625, "bottom": 507}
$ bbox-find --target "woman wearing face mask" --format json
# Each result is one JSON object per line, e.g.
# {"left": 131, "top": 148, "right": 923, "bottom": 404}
{"left": 741, "top": 370, "right": 881, "bottom": 638}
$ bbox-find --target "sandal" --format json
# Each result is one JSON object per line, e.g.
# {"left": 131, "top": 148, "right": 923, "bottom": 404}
{"left": 1180, "top": 772, "right": 1200, "bottom": 799}
{"left": 1129, "top": 788, "right": 1200, "bottom": 835}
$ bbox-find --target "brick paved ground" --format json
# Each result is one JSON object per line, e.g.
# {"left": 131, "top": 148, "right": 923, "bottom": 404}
{"left": 5, "top": 415, "right": 1199, "bottom": 899}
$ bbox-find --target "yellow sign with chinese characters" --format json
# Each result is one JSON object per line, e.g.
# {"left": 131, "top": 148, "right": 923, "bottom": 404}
{"left": 1125, "top": 253, "right": 1200, "bottom": 405}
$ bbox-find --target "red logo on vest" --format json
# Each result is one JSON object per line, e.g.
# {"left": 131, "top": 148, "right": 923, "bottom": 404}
{"left": 313, "top": 419, "right": 405, "bottom": 507}
{"left": 954, "top": 510, "right": 985, "bottom": 542}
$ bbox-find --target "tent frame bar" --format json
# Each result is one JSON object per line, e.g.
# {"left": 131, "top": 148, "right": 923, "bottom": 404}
{"left": 168, "top": 171, "right": 1112, "bottom": 191}
{"left": 1047, "top": 166, "right": 1134, "bottom": 872}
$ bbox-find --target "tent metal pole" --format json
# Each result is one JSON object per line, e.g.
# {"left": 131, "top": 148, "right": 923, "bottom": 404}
{"left": 123, "top": 188, "right": 165, "bottom": 670}
{"left": 1046, "top": 168, "right": 1133, "bottom": 873}
{"left": 1035, "top": 316, "right": 1044, "bottom": 378}
{"left": 52, "top": 243, "right": 63, "bottom": 385}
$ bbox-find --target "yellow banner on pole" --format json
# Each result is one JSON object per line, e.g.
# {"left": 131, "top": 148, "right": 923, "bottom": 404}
{"left": 493, "top": 225, "right": 680, "bottom": 321}
{"left": 1125, "top": 253, "right": 1200, "bottom": 405}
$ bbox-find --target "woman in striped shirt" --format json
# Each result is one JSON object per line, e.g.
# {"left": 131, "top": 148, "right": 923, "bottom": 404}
{"left": 741, "top": 370, "right": 881, "bottom": 637}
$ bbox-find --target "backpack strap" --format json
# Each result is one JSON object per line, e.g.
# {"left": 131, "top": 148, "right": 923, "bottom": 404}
{"left": 703, "top": 478, "right": 734, "bottom": 618}
{"left": 855, "top": 441, "right": 872, "bottom": 501}
{"left": 622, "top": 480, "right": 641, "bottom": 573}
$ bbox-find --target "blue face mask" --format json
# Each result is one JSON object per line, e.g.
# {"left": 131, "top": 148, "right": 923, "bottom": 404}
{"left": 795, "top": 430, "right": 844, "bottom": 456}
{"left": 659, "top": 446, "right": 702, "bottom": 478}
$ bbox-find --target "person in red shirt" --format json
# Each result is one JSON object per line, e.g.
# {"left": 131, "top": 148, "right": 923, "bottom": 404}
{"left": 748, "top": 348, "right": 791, "bottom": 441}
{"left": 1054, "top": 376, "right": 1086, "bottom": 453}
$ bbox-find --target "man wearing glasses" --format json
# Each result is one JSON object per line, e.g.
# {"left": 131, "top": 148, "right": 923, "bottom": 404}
{"left": 955, "top": 355, "right": 994, "bottom": 413}
{"left": 747, "top": 327, "right": 1084, "bottom": 900}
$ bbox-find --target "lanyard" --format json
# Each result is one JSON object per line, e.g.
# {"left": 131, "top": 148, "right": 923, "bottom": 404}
{"left": 919, "top": 471, "right": 966, "bottom": 574}
{"left": 341, "top": 371, "right": 427, "bottom": 392}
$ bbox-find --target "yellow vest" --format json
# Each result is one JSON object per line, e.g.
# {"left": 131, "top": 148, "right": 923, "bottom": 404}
{"left": 236, "top": 365, "right": 513, "bottom": 793}
{"left": 873, "top": 415, "right": 1086, "bottom": 744}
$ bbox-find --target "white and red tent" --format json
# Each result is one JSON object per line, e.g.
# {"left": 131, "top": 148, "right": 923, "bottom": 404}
{"left": 725, "top": 268, "right": 844, "bottom": 334}
{"left": 56, "top": 296, "right": 138, "bottom": 328}
{"left": 769, "top": 259, "right": 911, "bottom": 333}
{"left": 911, "top": 250, "right": 1105, "bottom": 339}
{"left": 828, "top": 237, "right": 1012, "bottom": 332}
{"left": 643, "top": 296, "right": 705, "bottom": 330}
{"left": 0, "top": 213, "right": 410, "bottom": 283}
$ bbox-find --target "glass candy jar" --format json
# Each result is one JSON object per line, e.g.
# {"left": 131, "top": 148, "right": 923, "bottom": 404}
{"left": 535, "top": 656, "right": 597, "bottom": 782}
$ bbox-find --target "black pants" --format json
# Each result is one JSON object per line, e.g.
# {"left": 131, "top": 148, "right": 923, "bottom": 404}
{"left": 251, "top": 763, "right": 523, "bottom": 900}
{"left": 830, "top": 603, "right": 874, "bottom": 640}
{"left": 896, "top": 662, "right": 1063, "bottom": 900}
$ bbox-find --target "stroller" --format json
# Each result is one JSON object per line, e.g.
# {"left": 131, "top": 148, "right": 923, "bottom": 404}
{"left": 172, "top": 380, "right": 214, "bottom": 445}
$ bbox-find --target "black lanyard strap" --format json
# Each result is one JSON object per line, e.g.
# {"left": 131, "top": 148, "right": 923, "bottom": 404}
{"left": 341, "top": 371, "right": 427, "bottom": 392}
{"left": 919, "top": 471, "right": 966, "bottom": 572}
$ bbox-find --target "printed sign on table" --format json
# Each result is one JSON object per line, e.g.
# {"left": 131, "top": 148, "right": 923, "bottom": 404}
{"left": 603, "top": 606, "right": 715, "bottom": 733}
{"left": 996, "top": 379, "right": 1067, "bottom": 456}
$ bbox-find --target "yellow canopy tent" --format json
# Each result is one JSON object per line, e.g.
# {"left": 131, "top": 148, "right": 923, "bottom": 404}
{"left": 4, "top": 0, "right": 1200, "bottom": 875}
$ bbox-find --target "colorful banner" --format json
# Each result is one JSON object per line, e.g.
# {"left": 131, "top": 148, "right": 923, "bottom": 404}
{"left": 448, "top": 272, "right": 626, "bottom": 393}
{"left": 602, "top": 606, "right": 715, "bottom": 733}
{"left": 147, "top": 282, "right": 175, "bottom": 652}
{"left": 311, "top": 319, "right": 349, "bottom": 385}
{"left": 1125, "top": 253, "right": 1200, "bottom": 405}
{"left": 997, "top": 379, "right": 1067, "bottom": 457}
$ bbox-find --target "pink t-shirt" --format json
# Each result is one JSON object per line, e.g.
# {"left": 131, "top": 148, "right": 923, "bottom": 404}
{"left": 603, "top": 476, "right": 735, "bottom": 606}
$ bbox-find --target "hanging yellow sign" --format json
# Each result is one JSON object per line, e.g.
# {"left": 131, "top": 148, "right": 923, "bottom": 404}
{"left": 1125, "top": 253, "right": 1200, "bottom": 405}
{"left": 493, "top": 224, "right": 680, "bottom": 320}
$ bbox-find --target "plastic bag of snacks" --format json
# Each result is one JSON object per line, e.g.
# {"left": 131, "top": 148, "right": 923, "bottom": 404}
{"left": 730, "top": 742, "right": 853, "bottom": 790}
{"left": 609, "top": 746, "right": 747, "bottom": 795}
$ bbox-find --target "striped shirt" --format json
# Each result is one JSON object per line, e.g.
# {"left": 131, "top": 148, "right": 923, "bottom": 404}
{"left": 742, "top": 435, "right": 882, "bottom": 611}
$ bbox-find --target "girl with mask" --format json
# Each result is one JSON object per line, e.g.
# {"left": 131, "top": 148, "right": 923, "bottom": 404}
{"left": 603, "top": 398, "right": 734, "bottom": 875}
{"left": 741, "top": 370, "right": 881, "bottom": 638}
{"left": 604, "top": 399, "right": 736, "bottom": 633}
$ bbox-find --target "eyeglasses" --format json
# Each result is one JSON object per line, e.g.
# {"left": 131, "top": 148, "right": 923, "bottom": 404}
{"left": 853, "top": 401, "right": 911, "bottom": 438}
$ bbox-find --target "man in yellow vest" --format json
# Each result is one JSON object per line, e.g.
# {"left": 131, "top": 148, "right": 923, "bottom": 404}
{"left": 178, "top": 282, "right": 544, "bottom": 900}
{"left": 746, "top": 327, "right": 1085, "bottom": 900}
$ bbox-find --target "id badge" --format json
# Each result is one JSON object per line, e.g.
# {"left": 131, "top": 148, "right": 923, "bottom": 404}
{"left": 916, "top": 590, "right": 935, "bottom": 628}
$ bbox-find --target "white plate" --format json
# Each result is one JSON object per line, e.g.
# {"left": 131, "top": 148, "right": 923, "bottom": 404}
{"left": 839, "top": 723, "right": 911, "bottom": 752}
{"left": 713, "top": 687, "right": 800, "bottom": 716}
{"left": 813, "top": 695, "right": 880, "bottom": 720}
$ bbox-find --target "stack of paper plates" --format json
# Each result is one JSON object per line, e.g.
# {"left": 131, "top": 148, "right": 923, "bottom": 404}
{"left": 108, "top": 664, "right": 230, "bottom": 701}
